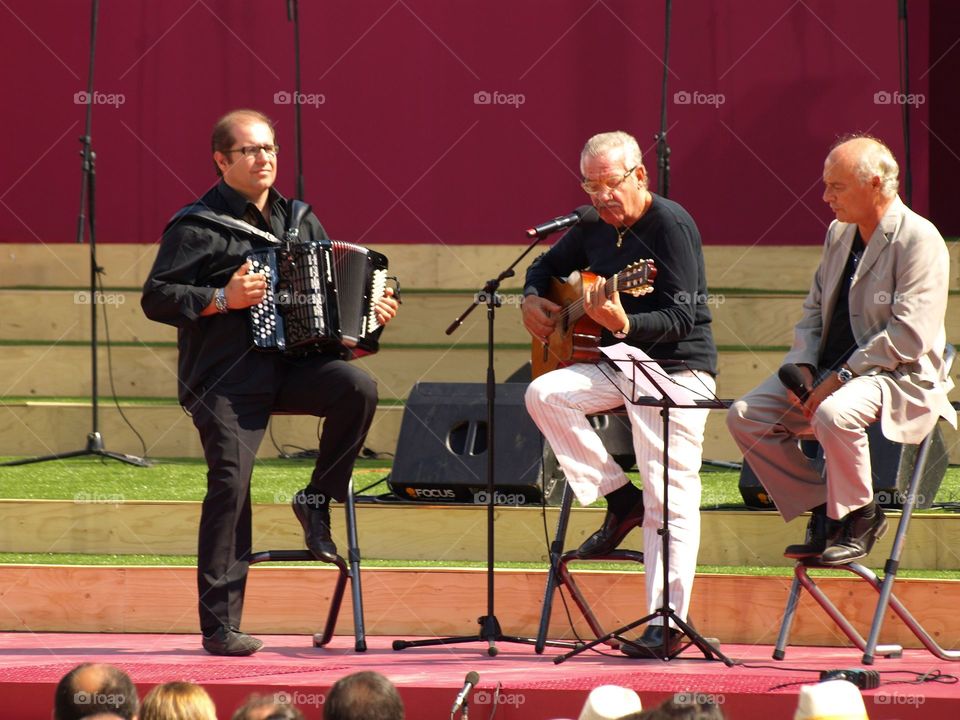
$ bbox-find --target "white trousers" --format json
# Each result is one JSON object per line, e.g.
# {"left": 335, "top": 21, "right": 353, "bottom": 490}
{"left": 525, "top": 362, "right": 715, "bottom": 625}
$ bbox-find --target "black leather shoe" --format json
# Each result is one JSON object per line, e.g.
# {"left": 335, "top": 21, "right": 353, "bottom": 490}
{"left": 820, "top": 504, "right": 888, "bottom": 566}
{"left": 292, "top": 489, "right": 337, "bottom": 558}
{"left": 577, "top": 497, "right": 644, "bottom": 558}
{"left": 621, "top": 625, "right": 685, "bottom": 659}
{"left": 202, "top": 626, "right": 263, "bottom": 656}
{"left": 784, "top": 505, "right": 842, "bottom": 559}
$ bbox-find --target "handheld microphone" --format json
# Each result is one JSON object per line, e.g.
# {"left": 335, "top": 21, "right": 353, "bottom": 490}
{"left": 525, "top": 205, "right": 598, "bottom": 238}
{"left": 778, "top": 364, "right": 812, "bottom": 403}
{"left": 450, "top": 671, "right": 479, "bottom": 719}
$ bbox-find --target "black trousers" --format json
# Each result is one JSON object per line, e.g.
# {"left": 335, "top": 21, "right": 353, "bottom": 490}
{"left": 189, "top": 354, "right": 378, "bottom": 635}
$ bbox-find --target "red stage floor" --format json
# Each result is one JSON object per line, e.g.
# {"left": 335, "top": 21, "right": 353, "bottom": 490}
{"left": 0, "top": 633, "right": 956, "bottom": 719}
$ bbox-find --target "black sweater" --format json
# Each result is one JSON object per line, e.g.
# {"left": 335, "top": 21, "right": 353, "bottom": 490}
{"left": 524, "top": 194, "right": 718, "bottom": 376}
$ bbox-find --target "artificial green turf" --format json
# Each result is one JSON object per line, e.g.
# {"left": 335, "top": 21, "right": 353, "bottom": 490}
{"left": 2, "top": 457, "right": 959, "bottom": 509}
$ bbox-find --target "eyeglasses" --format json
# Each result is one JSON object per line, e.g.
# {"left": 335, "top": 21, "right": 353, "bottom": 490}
{"left": 224, "top": 144, "right": 280, "bottom": 158}
{"left": 581, "top": 166, "right": 637, "bottom": 195}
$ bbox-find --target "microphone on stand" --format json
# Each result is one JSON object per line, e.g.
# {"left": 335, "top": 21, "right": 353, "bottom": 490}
{"left": 525, "top": 205, "right": 599, "bottom": 238}
{"left": 450, "top": 671, "right": 479, "bottom": 719}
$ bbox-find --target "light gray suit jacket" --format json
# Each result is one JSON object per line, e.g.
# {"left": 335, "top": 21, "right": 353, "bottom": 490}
{"left": 783, "top": 196, "right": 956, "bottom": 443}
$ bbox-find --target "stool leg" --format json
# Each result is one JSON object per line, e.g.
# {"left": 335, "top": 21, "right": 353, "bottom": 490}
{"left": 862, "top": 433, "right": 931, "bottom": 664}
{"left": 346, "top": 480, "right": 367, "bottom": 652}
{"left": 773, "top": 570, "right": 803, "bottom": 660}
{"left": 535, "top": 481, "right": 574, "bottom": 653}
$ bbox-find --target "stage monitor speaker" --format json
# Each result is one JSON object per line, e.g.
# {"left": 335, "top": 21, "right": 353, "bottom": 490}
{"left": 386, "top": 383, "right": 638, "bottom": 506}
{"left": 387, "top": 382, "right": 564, "bottom": 505}
{"left": 738, "top": 423, "right": 947, "bottom": 510}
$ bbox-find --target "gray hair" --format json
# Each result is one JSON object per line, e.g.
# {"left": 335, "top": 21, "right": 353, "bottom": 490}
{"left": 833, "top": 135, "right": 899, "bottom": 198}
{"left": 581, "top": 131, "right": 643, "bottom": 173}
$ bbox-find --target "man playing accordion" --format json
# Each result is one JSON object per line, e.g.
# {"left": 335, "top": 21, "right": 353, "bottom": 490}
{"left": 142, "top": 108, "right": 398, "bottom": 656}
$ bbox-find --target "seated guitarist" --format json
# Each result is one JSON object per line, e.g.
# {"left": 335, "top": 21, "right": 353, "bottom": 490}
{"left": 522, "top": 131, "right": 718, "bottom": 659}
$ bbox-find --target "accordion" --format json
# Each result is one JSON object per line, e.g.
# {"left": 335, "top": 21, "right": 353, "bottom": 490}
{"left": 247, "top": 239, "right": 390, "bottom": 356}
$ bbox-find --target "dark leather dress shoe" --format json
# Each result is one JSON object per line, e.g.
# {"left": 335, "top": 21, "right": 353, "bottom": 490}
{"left": 202, "top": 626, "right": 263, "bottom": 656}
{"left": 784, "top": 505, "right": 842, "bottom": 559}
{"left": 292, "top": 489, "right": 338, "bottom": 558}
{"left": 820, "top": 504, "right": 887, "bottom": 566}
{"left": 577, "top": 497, "right": 644, "bottom": 558}
{"left": 621, "top": 625, "right": 685, "bottom": 659}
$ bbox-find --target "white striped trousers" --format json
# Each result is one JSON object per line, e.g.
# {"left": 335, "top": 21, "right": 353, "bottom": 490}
{"left": 525, "top": 362, "right": 715, "bottom": 625}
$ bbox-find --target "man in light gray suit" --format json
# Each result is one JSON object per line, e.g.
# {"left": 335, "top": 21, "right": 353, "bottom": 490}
{"left": 727, "top": 135, "right": 956, "bottom": 565}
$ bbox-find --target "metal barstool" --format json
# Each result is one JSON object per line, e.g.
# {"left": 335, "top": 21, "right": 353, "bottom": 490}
{"left": 250, "top": 478, "right": 367, "bottom": 651}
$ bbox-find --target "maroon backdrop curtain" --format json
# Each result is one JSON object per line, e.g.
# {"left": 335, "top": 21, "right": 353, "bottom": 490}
{"left": 0, "top": 0, "right": 933, "bottom": 246}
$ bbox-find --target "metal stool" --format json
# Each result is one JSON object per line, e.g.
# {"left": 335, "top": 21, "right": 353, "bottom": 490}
{"left": 774, "top": 427, "right": 960, "bottom": 664}
{"left": 249, "top": 475, "right": 367, "bottom": 652}
{"left": 534, "top": 472, "right": 645, "bottom": 653}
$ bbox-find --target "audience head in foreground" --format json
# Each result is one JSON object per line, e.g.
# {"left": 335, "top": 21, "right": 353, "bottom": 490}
{"left": 54, "top": 663, "right": 139, "bottom": 720}
{"left": 325, "top": 671, "right": 404, "bottom": 720}
{"left": 138, "top": 681, "right": 216, "bottom": 720}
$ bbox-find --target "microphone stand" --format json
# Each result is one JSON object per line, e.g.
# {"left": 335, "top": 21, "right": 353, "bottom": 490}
{"left": 392, "top": 228, "right": 574, "bottom": 656}
{"left": 655, "top": 0, "right": 672, "bottom": 197}
{"left": 287, "top": 0, "right": 305, "bottom": 200}
{"left": 2, "top": 0, "right": 148, "bottom": 468}
{"left": 898, "top": 0, "right": 912, "bottom": 206}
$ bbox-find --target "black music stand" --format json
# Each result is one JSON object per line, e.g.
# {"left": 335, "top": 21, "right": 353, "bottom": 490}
{"left": 553, "top": 355, "right": 734, "bottom": 666}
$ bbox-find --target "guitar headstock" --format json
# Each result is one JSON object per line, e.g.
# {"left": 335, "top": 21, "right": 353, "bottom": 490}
{"left": 618, "top": 259, "right": 657, "bottom": 297}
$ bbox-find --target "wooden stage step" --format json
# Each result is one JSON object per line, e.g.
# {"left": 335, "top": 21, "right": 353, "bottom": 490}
{"left": 0, "top": 399, "right": 776, "bottom": 461}
{"left": 1, "top": 243, "right": 845, "bottom": 291}
{"left": 0, "top": 345, "right": 803, "bottom": 400}
{"left": 0, "top": 563, "right": 956, "bottom": 652}
{"left": 4, "top": 241, "right": 960, "bottom": 292}
{"left": 0, "top": 402, "right": 404, "bottom": 459}
{"left": 3, "top": 397, "right": 960, "bottom": 462}
{"left": 1, "top": 287, "right": 837, "bottom": 348}
{"left": 1, "top": 499, "right": 958, "bottom": 570}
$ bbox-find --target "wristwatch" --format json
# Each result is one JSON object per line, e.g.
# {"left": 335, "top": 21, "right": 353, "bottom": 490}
{"left": 837, "top": 367, "right": 854, "bottom": 384}
{"left": 612, "top": 322, "right": 629, "bottom": 340}
{"left": 214, "top": 287, "right": 229, "bottom": 314}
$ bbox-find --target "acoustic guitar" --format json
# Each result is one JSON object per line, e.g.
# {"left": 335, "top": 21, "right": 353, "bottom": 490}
{"left": 530, "top": 260, "right": 657, "bottom": 379}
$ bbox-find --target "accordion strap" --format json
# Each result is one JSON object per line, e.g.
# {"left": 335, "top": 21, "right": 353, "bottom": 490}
{"left": 166, "top": 205, "right": 283, "bottom": 245}
{"left": 284, "top": 200, "right": 313, "bottom": 242}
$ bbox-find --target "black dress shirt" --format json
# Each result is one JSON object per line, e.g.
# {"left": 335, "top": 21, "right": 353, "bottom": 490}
{"left": 141, "top": 181, "right": 329, "bottom": 406}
